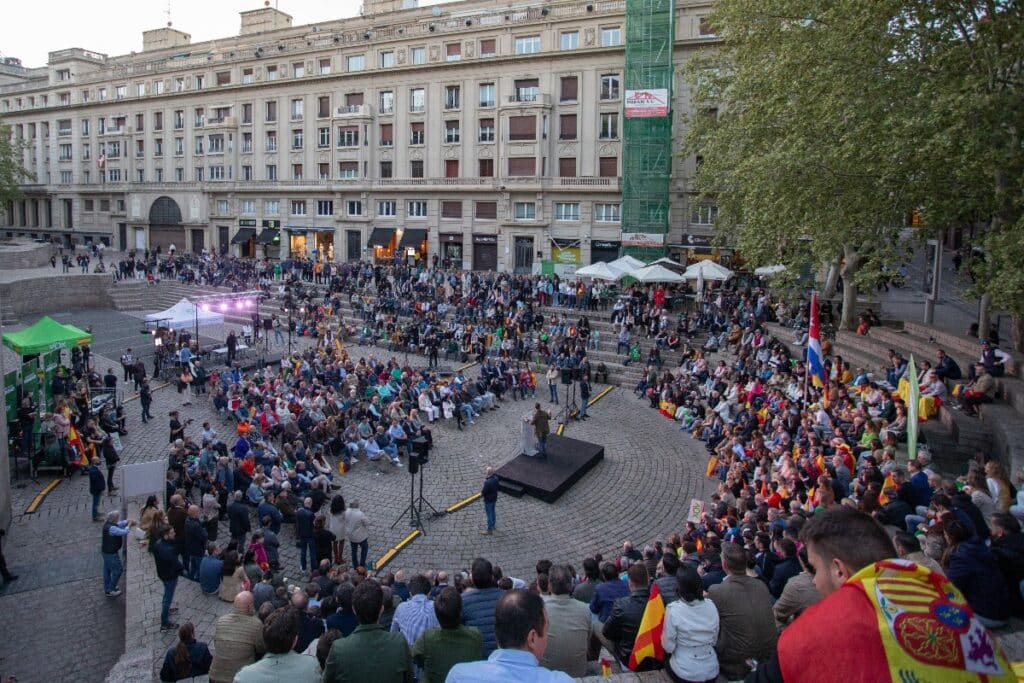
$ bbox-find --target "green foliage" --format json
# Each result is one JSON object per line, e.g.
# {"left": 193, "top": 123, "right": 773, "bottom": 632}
{"left": 0, "top": 121, "right": 31, "bottom": 219}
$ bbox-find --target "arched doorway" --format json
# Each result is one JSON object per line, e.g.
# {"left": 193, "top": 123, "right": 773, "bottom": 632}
{"left": 148, "top": 197, "right": 184, "bottom": 253}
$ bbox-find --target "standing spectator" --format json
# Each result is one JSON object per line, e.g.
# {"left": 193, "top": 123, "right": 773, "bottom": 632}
{"left": 322, "top": 580, "right": 413, "bottom": 683}
{"left": 120, "top": 348, "right": 134, "bottom": 382}
{"left": 447, "top": 590, "right": 572, "bottom": 682}
{"left": 260, "top": 516, "right": 281, "bottom": 570}
{"left": 661, "top": 564, "right": 720, "bottom": 683}
{"left": 540, "top": 564, "right": 593, "bottom": 677}
{"left": 707, "top": 543, "right": 777, "bottom": 680}
{"left": 328, "top": 495, "right": 347, "bottom": 566}
{"left": 152, "top": 524, "right": 184, "bottom": 631}
{"left": 461, "top": 557, "right": 505, "bottom": 657}
{"left": 345, "top": 500, "right": 370, "bottom": 569}
{"left": 547, "top": 364, "right": 560, "bottom": 404}
{"left": 226, "top": 331, "right": 238, "bottom": 366}
{"left": 140, "top": 379, "right": 153, "bottom": 421}
{"left": 183, "top": 505, "right": 208, "bottom": 581}
{"left": 313, "top": 515, "right": 336, "bottom": 567}
{"left": 481, "top": 467, "right": 499, "bottom": 535}
{"left": 295, "top": 497, "right": 317, "bottom": 573}
{"left": 234, "top": 607, "right": 320, "bottom": 683}
{"left": 209, "top": 591, "right": 265, "bottom": 683}
{"left": 88, "top": 457, "right": 106, "bottom": 521}
{"left": 228, "top": 491, "right": 251, "bottom": 549}
{"left": 412, "top": 587, "right": 484, "bottom": 683}
{"left": 603, "top": 563, "right": 657, "bottom": 672}
{"left": 101, "top": 510, "right": 136, "bottom": 597}
{"left": 159, "top": 622, "right": 212, "bottom": 682}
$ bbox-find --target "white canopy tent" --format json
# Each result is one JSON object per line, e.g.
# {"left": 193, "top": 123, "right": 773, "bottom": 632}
{"left": 573, "top": 261, "right": 626, "bottom": 281}
{"left": 682, "top": 260, "right": 735, "bottom": 282}
{"left": 629, "top": 264, "right": 686, "bottom": 283}
{"left": 608, "top": 255, "right": 646, "bottom": 273}
{"left": 754, "top": 264, "right": 787, "bottom": 276}
{"left": 145, "top": 298, "right": 225, "bottom": 329}
{"left": 646, "top": 256, "right": 687, "bottom": 274}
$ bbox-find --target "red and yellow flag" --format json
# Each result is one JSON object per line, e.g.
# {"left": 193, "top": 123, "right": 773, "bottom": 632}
{"left": 879, "top": 472, "right": 896, "bottom": 505}
{"left": 628, "top": 581, "right": 665, "bottom": 671}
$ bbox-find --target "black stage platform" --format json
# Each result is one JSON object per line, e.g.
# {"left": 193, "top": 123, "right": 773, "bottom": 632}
{"left": 496, "top": 434, "right": 604, "bottom": 503}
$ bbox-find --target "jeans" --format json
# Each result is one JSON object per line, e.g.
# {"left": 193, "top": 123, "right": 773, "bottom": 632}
{"left": 484, "top": 501, "right": 496, "bottom": 531}
{"left": 187, "top": 554, "right": 202, "bottom": 581}
{"left": 102, "top": 552, "right": 123, "bottom": 594}
{"left": 350, "top": 539, "right": 369, "bottom": 569}
{"left": 298, "top": 537, "right": 316, "bottom": 571}
{"left": 92, "top": 493, "right": 102, "bottom": 519}
{"left": 538, "top": 434, "right": 548, "bottom": 456}
{"left": 905, "top": 514, "right": 927, "bottom": 534}
{"left": 580, "top": 398, "right": 589, "bottom": 418}
{"left": 549, "top": 384, "right": 559, "bottom": 404}
{"left": 161, "top": 578, "right": 178, "bottom": 626}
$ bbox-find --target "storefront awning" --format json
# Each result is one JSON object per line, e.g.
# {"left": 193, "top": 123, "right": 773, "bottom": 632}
{"left": 230, "top": 227, "right": 256, "bottom": 244}
{"left": 256, "top": 229, "right": 280, "bottom": 245}
{"left": 367, "top": 228, "right": 394, "bottom": 248}
{"left": 285, "top": 225, "right": 334, "bottom": 232}
{"left": 398, "top": 228, "right": 427, "bottom": 250}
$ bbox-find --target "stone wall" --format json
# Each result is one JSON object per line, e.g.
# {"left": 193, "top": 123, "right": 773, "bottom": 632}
{"left": 0, "top": 274, "right": 113, "bottom": 319}
{"left": 0, "top": 241, "right": 54, "bottom": 269}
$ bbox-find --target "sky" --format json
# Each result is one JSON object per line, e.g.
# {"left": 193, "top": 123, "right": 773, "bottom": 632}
{"left": 0, "top": 0, "right": 451, "bottom": 68}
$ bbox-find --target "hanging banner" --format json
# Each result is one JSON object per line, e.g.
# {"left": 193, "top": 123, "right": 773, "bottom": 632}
{"left": 624, "top": 89, "right": 670, "bottom": 118}
{"left": 622, "top": 232, "right": 666, "bottom": 247}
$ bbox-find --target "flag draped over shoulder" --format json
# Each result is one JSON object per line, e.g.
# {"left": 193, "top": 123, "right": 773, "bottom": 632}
{"left": 807, "top": 292, "right": 826, "bottom": 389}
{"left": 628, "top": 582, "right": 666, "bottom": 671}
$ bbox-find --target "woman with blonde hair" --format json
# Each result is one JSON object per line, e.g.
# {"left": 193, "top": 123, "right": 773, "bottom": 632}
{"left": 985, "top": 460, "right": 1013, "bottom": 513}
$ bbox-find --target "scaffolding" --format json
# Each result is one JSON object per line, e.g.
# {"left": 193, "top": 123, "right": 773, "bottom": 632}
{"left": 621, "top": 0, "right": 675, "bottom": 262}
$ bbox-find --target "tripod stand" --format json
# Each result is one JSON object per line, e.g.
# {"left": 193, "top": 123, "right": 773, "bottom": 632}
{"left": 390, "top": 453, "right": 441, "bottom": 534}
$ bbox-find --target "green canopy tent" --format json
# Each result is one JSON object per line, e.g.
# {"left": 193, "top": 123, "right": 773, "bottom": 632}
{"left": 2, "top": 316, "right": 93, "bottom": 355}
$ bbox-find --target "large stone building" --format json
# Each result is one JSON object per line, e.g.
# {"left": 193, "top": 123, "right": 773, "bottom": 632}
{"left": 0, "top": 0, "right": 722, "bottom": 271}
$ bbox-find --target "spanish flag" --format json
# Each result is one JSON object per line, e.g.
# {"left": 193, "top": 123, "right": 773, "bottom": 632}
{"left": 879, "top": 472, "right": 895, "bottom": 505}
{"left": 628, "top": 581, "right": 665, "bottom": 671}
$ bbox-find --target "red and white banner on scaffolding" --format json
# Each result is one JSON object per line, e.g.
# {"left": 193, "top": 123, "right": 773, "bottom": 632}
{"left": 624, "top": 89, "right": 669, "bottom": 118}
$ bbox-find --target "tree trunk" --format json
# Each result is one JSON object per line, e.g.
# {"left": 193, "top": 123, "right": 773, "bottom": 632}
{"left": 1011, "top": 313, "right": 1024, "bottom": 353}
{"left": 822, "top": 255, "right": 841, "bottom": 299}
{"left": 839, "top": 244, "right": 861, "bottom": 330}
{"left": 978, "top": 293, "right": 991, "bottom": 340}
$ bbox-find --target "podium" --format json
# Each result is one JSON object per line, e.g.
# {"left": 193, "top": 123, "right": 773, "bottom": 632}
{"left": 521, "top": 414, "right": 539, "bottom": 456}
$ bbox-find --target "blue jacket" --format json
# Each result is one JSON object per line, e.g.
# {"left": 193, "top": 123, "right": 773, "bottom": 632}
{"left": 258, "top": 501, "right": 284, "bottom": 533}
{"left": 590, "top": 579, "right": 630, "bottom": 622}
{"left": 88, "top": 465, "right": 106, "bottom": 495}
{"left": 945, "top": 536, "right": 1012, "bottom": 622}
{"left": 159, "top": 639, "right": 212, "bottom": 682}
{"left": 481, "top": 475, "right": 500, "bottom": 503}
{"left": 296, "top": 507, "right": 316, "bottom": 540}
{"left": 152, "top": 539, "right": 184, "bottom": 582}
{"left": 461, "top": 586, "right": 504, "bottom": 657}
{"left": 198, "top": 556, "right": 223, "bottom": 594}
{"left": 183, "top": 517, "right": 208, "bottom": 557}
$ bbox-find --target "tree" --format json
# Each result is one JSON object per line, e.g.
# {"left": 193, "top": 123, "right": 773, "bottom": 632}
{"left": 684, "top": 0, "right": 1024, "bottom": 341}
{"left": 0, "top": 120, "right": 31, "bottom": 222}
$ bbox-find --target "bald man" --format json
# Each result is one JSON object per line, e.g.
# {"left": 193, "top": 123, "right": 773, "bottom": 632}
{"left": 183, "top": 504, "right": 208, "bottom": 580}
{"left": 209, "top": 591, "right": 266, "bottom": 683}
{"left": 482, "top": 467, "right": 500, "bottom": 535}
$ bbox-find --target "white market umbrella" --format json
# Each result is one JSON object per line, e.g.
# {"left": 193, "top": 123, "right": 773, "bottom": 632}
{"left": 647, "top": 256, "right": 687, "bottom": 274}
{"left": 609, "top": 255, "right": 646, "bottom": 273}
{"left": 574, "top": 261, "right": 626, "bottom": 281}
{"left": 629, "top": 264, "right": 686, "bottom": 283}
{"left": 683, "top": 260, "right": 734, "bottom": 282}
{"left": 754, "top": 264, "right": 787, "bottom": 276}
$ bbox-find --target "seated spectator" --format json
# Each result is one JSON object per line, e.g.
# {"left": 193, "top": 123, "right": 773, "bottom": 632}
{"left": 233, "top": 607, "right": 320, "bottom": 682}
{"left": 159, "top": 622, "right": 212, "bottom": 682}
{"left": 539, "top": 564, "right": 592, "bottom": 676}
{"left": 662, "top": 564, "right": 720, "bottom": 683}
{"left": 322, "top": 580, "right": 413, "bottom": 683}
{"left": 412, "top": 587, "right": 484, "bottom": 683}
{"left": 198, "top": 543, "right": 223, "bottom": 595}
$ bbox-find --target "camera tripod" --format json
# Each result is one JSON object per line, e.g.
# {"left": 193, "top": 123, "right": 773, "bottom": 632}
{"left": 390, "top": 456, "right": 441, "bottom": 534}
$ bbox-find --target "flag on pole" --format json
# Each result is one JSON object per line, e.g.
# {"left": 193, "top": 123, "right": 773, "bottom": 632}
{"left": 628, "top": 581, "right": 666, "bottom": 671}
{"left": 879, "top": 472, "right": 896, "bottom": 505}
{"left": 907, "top": 355, "right": 920, "bottom": 460}
{"left": 807, "top": 293, "right": 827, "bottom": 389}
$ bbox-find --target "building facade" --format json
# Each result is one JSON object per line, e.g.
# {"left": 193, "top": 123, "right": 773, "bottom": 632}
{"left": 0, "top": 0, "right": 722, "bottom": 271}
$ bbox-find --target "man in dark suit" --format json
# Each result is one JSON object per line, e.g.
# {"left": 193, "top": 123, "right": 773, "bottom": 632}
{"left": 227, "top": 491, "right": 251, "bottom": 549}
{"left": 769, "top": 538, "right": 801, "bottom": 599}
{"left": 708, "top": 542, "right": 778, "bottom": 680}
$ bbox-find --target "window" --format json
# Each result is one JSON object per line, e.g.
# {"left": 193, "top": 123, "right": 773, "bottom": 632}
{"left": 216, "top": 71, "right": 231, "bottom": 86}
{"left": 241, "top": 165, "right": 252, "bottom": 180}
{"left": 595, "top": 203, "right": 621, "bottom": 222}
{"left": 319, "top": 58, "right": 332, "bottom": 75}
{"left": 509, "top": 115, "right": 536, "bottom": 141}
{"left": 194, "top": 107, "right": 205, "bottom": 127}
{"left": 60, "top": 170, "right": 73, "bottom": 184}
{"left": 480, "top": 39, "right": 496, "bottom": 57}
{"left": 58, "top": 119, "right": 72, "bottom": 136}
{"left": 699, "top": 17, "right": 717, "bottom": 36}
{"left": 318, "top": 96, "right": 331, "bottom": 119}
{"left": 239, "top": 103, "right": 251, "bottom": 124}
{"left": 601, "top": 26, "right": 622, "bottom": 46}
{"left": 108, "top": 168, "right": 122, "bottom": 182}
{"left": 173, "top": 110, "right": 184, "bottom": 129}
{"left": 410, "top": 122, "right": 425, "bottom": 145}
{"left": 445, "top": 85, "right": 461, "bottom": 110}
{"left": 600, "top": 74, "right": 620, "bottom": 100}
{"left": 598, "top": 156, "right": 617, "bottom": 177}
{"left": 475, "top": 201, "right": 497, "bottom": 219}
{"left": 346, "top": 55, "right": 365, "bottom": 72}
{"left": 115, "top": 85, "right": 127, "bottom": 99}
{"left": 691, "top": 205, "right": 719, "bottom": 225}
{"left": 379, "top": 124, "right": 393, "bottom": 147}
{"left": 57, "top": 69, "right": 70, "bottom": 81}
{"left": 207, "top": 134, "right": 223, "bottom": 153}
{"left": 558, "top": 157, "right": 576, "bottom": 177}
{"left": 411, "top": 47, "right": 426, "bottom": 65}
{"left": 266, "top": 65, "right": 279, "bottom": 81}
{"left": 478, "top": 118, "right": 495, "bottom": 142}
{"left": 311, "top": 127, "right": 327, "bottom": 149}
{"left": 99, "top": 199, "right": 111, "bottom": 212}
{"left": 410, "top": 88, "right": 425, "bottom": 113}
{"left": 153, "top": 139, "right": 162, "bottom": 157}
{"left": 241, "top": 132, "right": 253, "bottom": 153}
{"left": 441, "top": 201, "right": 462, "bottom": 218}
{"left": 345, "top": 93, "right": 364, "bottom": 110}
{"left": 379, "top": 50, "right": 395, "bottom": 68}
{"left": 444, "top": 120, "right": 460, "bottom": 144}
{"left": 291, "top": 200, "right": 308, "bottom": 216}
{"left": 560, "top": 31, "right": 579, "bottom": 50}
{"left": 408, "top": 201, "right": 428, "bottom": 217}
{"left": 154, "top": 111, "right": 163, "bottom": 131}
{"left": 291, "top": 129, "right": 304, "bottom": 150}
{"left": 81, "top": 119, "right": 90, "bottom": 136}
{"left": 599, "top": 112, "right": 619, "bottom": 139}
{"left": 339, "top": 161, "right": 359, "bottom": 178}
{"left": 84, "top": 199, "right": 94, "bottom": 211}
{"left": 515, "top": 36, "right": 541, "bottom": 55}
{"left": 346, "top": 200, "right": 362, "bottom": 216}
{"left": 291, "top": 98, "right": 304, "bottom": 121}
{"left": 555, "top": 202, "right": 580, "bottom": 221}
{"left": 99, "top": 87, "right": 108, "bottom": 100}
{"left": 194, "top": 135, "right": 205, "bottom": 155}
{"left": 240, "top": 199, "right": 256, "bottom": 214}
{"left": 380, "top": 161, "right": 393, "bottom": 178}
{"left": 291, "top": 164, "right": 303, "bottom": 180}
{"left": 508, "top": 158, "right": 536, "bottom": 176}
{"left": 479, "top": 159, "right": 494, "bottom": 177}
{"left": 242, "top": 68, "right": 254, "bottom": 84}
{"left": 322, "top": 164, "right": 333, "bottom": 180}
{"left": 155, "top": 80, "right": 165, "bottom": 95}
{"left": 266, "top": 164, "right": 277, "bottom": 180}
{"left": 377, "top": 200, "right": 397, "bottom": 217}
{"left": 479, "top": 83, "right": 495, "bottom": 108}
{"left": 263, "top": 102, "right": 277, "bottom": 124}
{"left": 317, "top": 200, "right": 333, "bottom": 216}
{"left": 410, "top": 160, "right": 424, "bottom": 178}
{"left": 446, "top": 43, "right": 461, "bottom": 62}
{"left": 559, "top": 114, "right": 577, "bottom": 140}
{"left": 514, "top": 79, "right": 539, "bottom": 102}
{"left": 337, "top": 126, "right": 359, "bottom": 147}
{"left": 195, "top": 75, "right": 205, "bottom": 90}
{"left": 217, "top": 200, "right": 231, "bottom": 215}
{"left": 445, "top": 160, "right": 459, "bottom": 178}
{"left": 514, "top": 202, "right": 536, "bottom": 220}
{"left": 379, "top": 91, "right": 394, "bottom": 114}
{"left": 174, "top": 137, "right": 184, "bottom": 156}
{"left": 265, "top": 200, "right": 280, "bottom": 214}
{"left": 293, "top": 62, "right": 306, "bottom": 78}
{"left": 266, "top": 131, "right": 278, "bottom": 152}
{"left": 560, "top": 76, "right": 578, "bottom": 102}
{"left": 175, "top": 168, "right": 185, "bottom": 182}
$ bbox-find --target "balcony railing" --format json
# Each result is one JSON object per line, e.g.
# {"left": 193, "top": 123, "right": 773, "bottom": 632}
{"left": 39, "top": 176, "right": 621, "bottom": 192}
